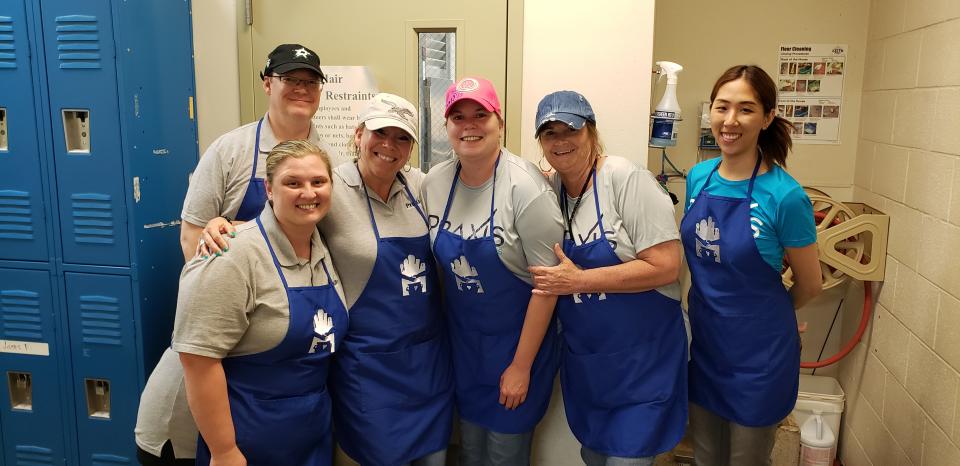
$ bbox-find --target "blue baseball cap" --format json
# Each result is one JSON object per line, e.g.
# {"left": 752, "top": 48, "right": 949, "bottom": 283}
{"left": 535, "top": 90, "right": 596, "bottom": 138}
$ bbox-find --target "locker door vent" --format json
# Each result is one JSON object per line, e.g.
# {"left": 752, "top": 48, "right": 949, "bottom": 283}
{"left": 1, "top": 290, "right": 42, "bottom": 340}
{"left": 79, "top": 295, "right": 121, "bottom": 345}
{"left": 0, "top": 16, "right": 15, "bottom": 69}
{"left": 54, "top": 15, "right": 101, "bottom": 70}
{"left": 15, "top": 445, "right": 54, "bottom": 464}
{"left": 71, "top": 193, "right": 116, "bottom": 245}
{"left": 90, "top": 453, "right": 131, "bottom": 464}
{"left": 0, "top": 190, "right": 34, "bottom": 240}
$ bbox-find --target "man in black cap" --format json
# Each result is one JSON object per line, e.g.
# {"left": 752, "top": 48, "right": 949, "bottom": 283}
{"left": 172, "top": 43, "right": 341, "bottom": 261}
{"left": 135, "top": 43, "right": 339, "bottom": 465}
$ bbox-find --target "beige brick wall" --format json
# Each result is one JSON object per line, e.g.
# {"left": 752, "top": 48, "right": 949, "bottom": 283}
{"left": 837, "top": 0, "right": 960, "bottom": 464}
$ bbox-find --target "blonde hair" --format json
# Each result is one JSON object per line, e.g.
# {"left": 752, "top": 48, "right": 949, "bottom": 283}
{"left": 265, "top": 140, "right": 332, "bottom": 182}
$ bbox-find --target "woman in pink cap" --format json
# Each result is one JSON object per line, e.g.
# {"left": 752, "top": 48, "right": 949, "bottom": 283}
{"left": 421, "top": 77, "right": 565, "bottom": 465}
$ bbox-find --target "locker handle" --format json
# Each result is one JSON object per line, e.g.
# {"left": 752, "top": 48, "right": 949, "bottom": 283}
{"left": 0, "top": 108, "right": 8, "bottom": 151}
{"left": 7, "top": 372, "right": 33, "bottom": 411}
{"left": 84, "top": 378, "right": 111, "bottom": 419}
{"left": 62, "top": 109, "right": 91, "bottom": 154}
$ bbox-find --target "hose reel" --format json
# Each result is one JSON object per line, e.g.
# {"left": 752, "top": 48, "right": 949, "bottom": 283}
{"left": 781, "top": 189, "right": 889, "bottom": 369}
{"left": 782, "top": 187, "right": 888, "bottom": 290}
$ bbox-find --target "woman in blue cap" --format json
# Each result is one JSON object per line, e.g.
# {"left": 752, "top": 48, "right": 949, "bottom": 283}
{"left": 681, "top": 65, "right": 821, "bottom": 466}
{"left": 529, "top": 90, "right": 688, "bottom": 466}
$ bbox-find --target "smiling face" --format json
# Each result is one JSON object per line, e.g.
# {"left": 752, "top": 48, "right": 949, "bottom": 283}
{"left": 710, "top": 77, "right": 775, "bottom": 160}
{"left": 445, "top": 100, "right": 503, "bottom": 162}
{"left": 265, "top": 153, "right": 332, "bottom": 229}
{"left": 538, "top": 121, "right": 593, "bottom": 177}
{"left": 355, "top": 124, "right": 414, "bottom": 183}
{"left": 263, "top": 68, "right": 322, "bottom": 122}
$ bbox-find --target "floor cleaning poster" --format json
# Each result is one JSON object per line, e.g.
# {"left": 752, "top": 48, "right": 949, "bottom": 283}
{"left": 312, "top": 66, "right": 379, "bottom": 159}
{"left": 776, "top": 44, "right": 847, "bottom": 144}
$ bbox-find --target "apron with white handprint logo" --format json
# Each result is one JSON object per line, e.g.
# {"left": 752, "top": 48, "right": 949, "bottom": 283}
{"left": 432, "top": 155, "right": 559, "bottom": 433}
{"left": 195, "top": 215, "right": 348, "bottom": 466}
{"left": 557, "top": 169, "right": 687, "bottom": 457}
{"left": 680, "top": 156, "right": 799, "bottom": 427}
{"left": 331, "top": 169, "right": 453, "bottom": 466}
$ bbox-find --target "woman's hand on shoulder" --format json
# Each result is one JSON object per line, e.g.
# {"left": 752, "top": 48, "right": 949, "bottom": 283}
{"left": 198, "top": 217, "right": 239, "bottom": 258}
{"left": 529, "top": 243, "right": 582, "bottom": 296}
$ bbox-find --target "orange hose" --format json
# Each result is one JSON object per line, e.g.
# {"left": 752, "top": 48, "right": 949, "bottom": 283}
{"left": 800, "top": 282, "right": 873, "bottom": 369}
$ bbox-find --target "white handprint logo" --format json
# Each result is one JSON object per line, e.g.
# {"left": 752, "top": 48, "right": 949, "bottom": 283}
{"left": 308, "top": 308, "right": 336, "bottom": 354}
{"left": 573, "top": 292, "right": 607, "bottom": 304}
{"left": 400, "top": 254, "right": 429, "bottom": 296}
{"left": 694, "top": 216, "right": 722, "bottom": 263}
{"left": 451, "top": 255, "right": 483, "bottom": 294}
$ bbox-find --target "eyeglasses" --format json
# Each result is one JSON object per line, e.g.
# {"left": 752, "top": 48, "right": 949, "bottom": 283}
{"left": 268, "top": 75, "right": 324, "bottom": 89}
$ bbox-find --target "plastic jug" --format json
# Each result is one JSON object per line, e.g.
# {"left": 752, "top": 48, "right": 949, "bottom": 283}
{"left": 799, "top": 411, "right": 836, "bottom": 466}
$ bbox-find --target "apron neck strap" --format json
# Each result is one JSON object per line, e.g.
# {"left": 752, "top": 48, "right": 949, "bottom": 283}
{"left": 250, "top": 117, "right": 265, "bottom": 179}
{"left": 358, "top": 164, "right": 429, "bottom": 241}
{"left": 442, "top": 153, "right": 502, "bottom": 240}
{"left": 256, "top": 215, "right": 290, "bottom": 290}
{"left": 703, "top": 152, "right": 763, "bottom": 198}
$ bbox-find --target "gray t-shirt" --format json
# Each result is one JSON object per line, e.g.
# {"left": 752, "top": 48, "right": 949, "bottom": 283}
{"left": 319, "top": 162, "right": 429, "bottom": 309}
{"left": 134, "top": 205, "right": 345, "bottom": 458}
{"left": 422, "top": 149, "right": 564, "bottom": 283}
{"left": 180, "top": 113, "right": 342, "bottom": 226}
{"left": 548, "top": 155, "right": 681, "bottom": 300}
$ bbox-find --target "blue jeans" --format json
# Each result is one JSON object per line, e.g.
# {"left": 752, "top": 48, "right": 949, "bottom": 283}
{"left": 580, "top": 446, "right": 655, "bottom": 466}
{"left": 459, "top": 419, "right": 533, "bottom": 466}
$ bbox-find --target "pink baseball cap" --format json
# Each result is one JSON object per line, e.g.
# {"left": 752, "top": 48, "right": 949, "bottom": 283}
{"left": 444, "top": 77, "right": 502, "bottom": 118}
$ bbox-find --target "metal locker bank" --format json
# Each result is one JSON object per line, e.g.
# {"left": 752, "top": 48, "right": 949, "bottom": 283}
{"left": 0, "top": 0, "right": 198, "bottom": 464}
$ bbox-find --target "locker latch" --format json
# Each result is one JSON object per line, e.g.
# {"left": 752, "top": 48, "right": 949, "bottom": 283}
{"left": 85, "top": 378, "right": 111, "bottom": 419}
{"left": 62, "top": 109, "right": 91, "bottom": 154}
{"left": 0, "top": 108, "right": 8, "bottom": 151}
{"left": 7, "top": 372, "right": 33, "bottom": 411}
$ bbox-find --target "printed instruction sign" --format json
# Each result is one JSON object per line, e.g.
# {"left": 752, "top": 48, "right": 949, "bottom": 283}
{"left": 312, "top": 66, "right": 379, "bottom": 159}
{"left": 776, "top": 44, "right": 847, "bottom": 144}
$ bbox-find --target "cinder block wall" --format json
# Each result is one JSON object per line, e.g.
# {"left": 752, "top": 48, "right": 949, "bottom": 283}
{"left": 837, "top": 1, "right": 960, "bottom": 464}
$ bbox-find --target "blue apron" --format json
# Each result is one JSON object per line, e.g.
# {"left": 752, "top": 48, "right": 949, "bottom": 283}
{"left": 557, "top": 169, "right": 687, "bottom": 457}
{"left": 679, "top": 156, "right": 799, "bottom": 427}
{"left": 196, "top": 215, "right": 349, "bottom": 465}
{"left": 234, "top": 118, "right": 268, "bottom": 221}
{"left": 431, "top": 155, "right": 559, "bottom": 434}
{"left": 331, "top": 168, "right": 453, "bottom": 465}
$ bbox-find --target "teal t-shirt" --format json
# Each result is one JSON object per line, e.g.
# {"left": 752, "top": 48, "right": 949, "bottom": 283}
{"left": 684, "top": 158, "right": 816, "bottom": 272}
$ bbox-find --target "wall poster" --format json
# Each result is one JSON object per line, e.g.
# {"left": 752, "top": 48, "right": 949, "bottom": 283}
{"left": 776, "top": 44, "right": 847, "bottom": 144}
{"left": 311, "top": 66, "right": 380, "bottom": 159}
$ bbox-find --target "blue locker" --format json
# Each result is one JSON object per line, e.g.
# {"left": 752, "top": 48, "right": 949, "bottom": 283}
{"left": 39, "top": 0, "right": 130, "bottom": 267}
{"left": 0, "top": 2, "right": 51, "bottom": 262}
{"left": 0, "top": 267, "right": 68, "bottom": 465}
{"left": 65, "top": 272, "right": 137, "bottom": 464}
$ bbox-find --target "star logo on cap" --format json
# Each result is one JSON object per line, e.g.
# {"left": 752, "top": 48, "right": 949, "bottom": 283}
{"left": 294, "top": 47, "right": 311, "bottom": 59}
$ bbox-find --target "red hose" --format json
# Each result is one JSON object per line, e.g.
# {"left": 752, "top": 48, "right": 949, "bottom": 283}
{"left": 800, "top": 282, "right": 873, "bottom": 368}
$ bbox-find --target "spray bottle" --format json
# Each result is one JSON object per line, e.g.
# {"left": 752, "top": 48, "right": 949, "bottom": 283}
{"left": 650, "top": 61, "right": 683, "bottom": 147}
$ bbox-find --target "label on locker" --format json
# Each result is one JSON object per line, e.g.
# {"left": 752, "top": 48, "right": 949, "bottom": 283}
{"left": 0, "top": 339, "right": 50, "bottom": 356}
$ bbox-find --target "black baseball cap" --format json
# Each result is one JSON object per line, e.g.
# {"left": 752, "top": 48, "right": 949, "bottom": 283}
{"left": 260, "top": 44, "right": 326, "bottom": 82}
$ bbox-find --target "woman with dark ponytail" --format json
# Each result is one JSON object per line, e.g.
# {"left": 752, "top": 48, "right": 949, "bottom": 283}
{"left": 679, "top": 65, "right": 822, "bottom": 466}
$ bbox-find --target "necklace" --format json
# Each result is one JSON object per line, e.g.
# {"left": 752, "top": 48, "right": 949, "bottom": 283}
{"left": 562, "top": 157, "right": 598, "bottom": 238}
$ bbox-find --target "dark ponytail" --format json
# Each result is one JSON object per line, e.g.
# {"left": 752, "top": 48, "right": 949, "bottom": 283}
{"left": 710, "top": 65, "right": 793, "bottom": 167}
